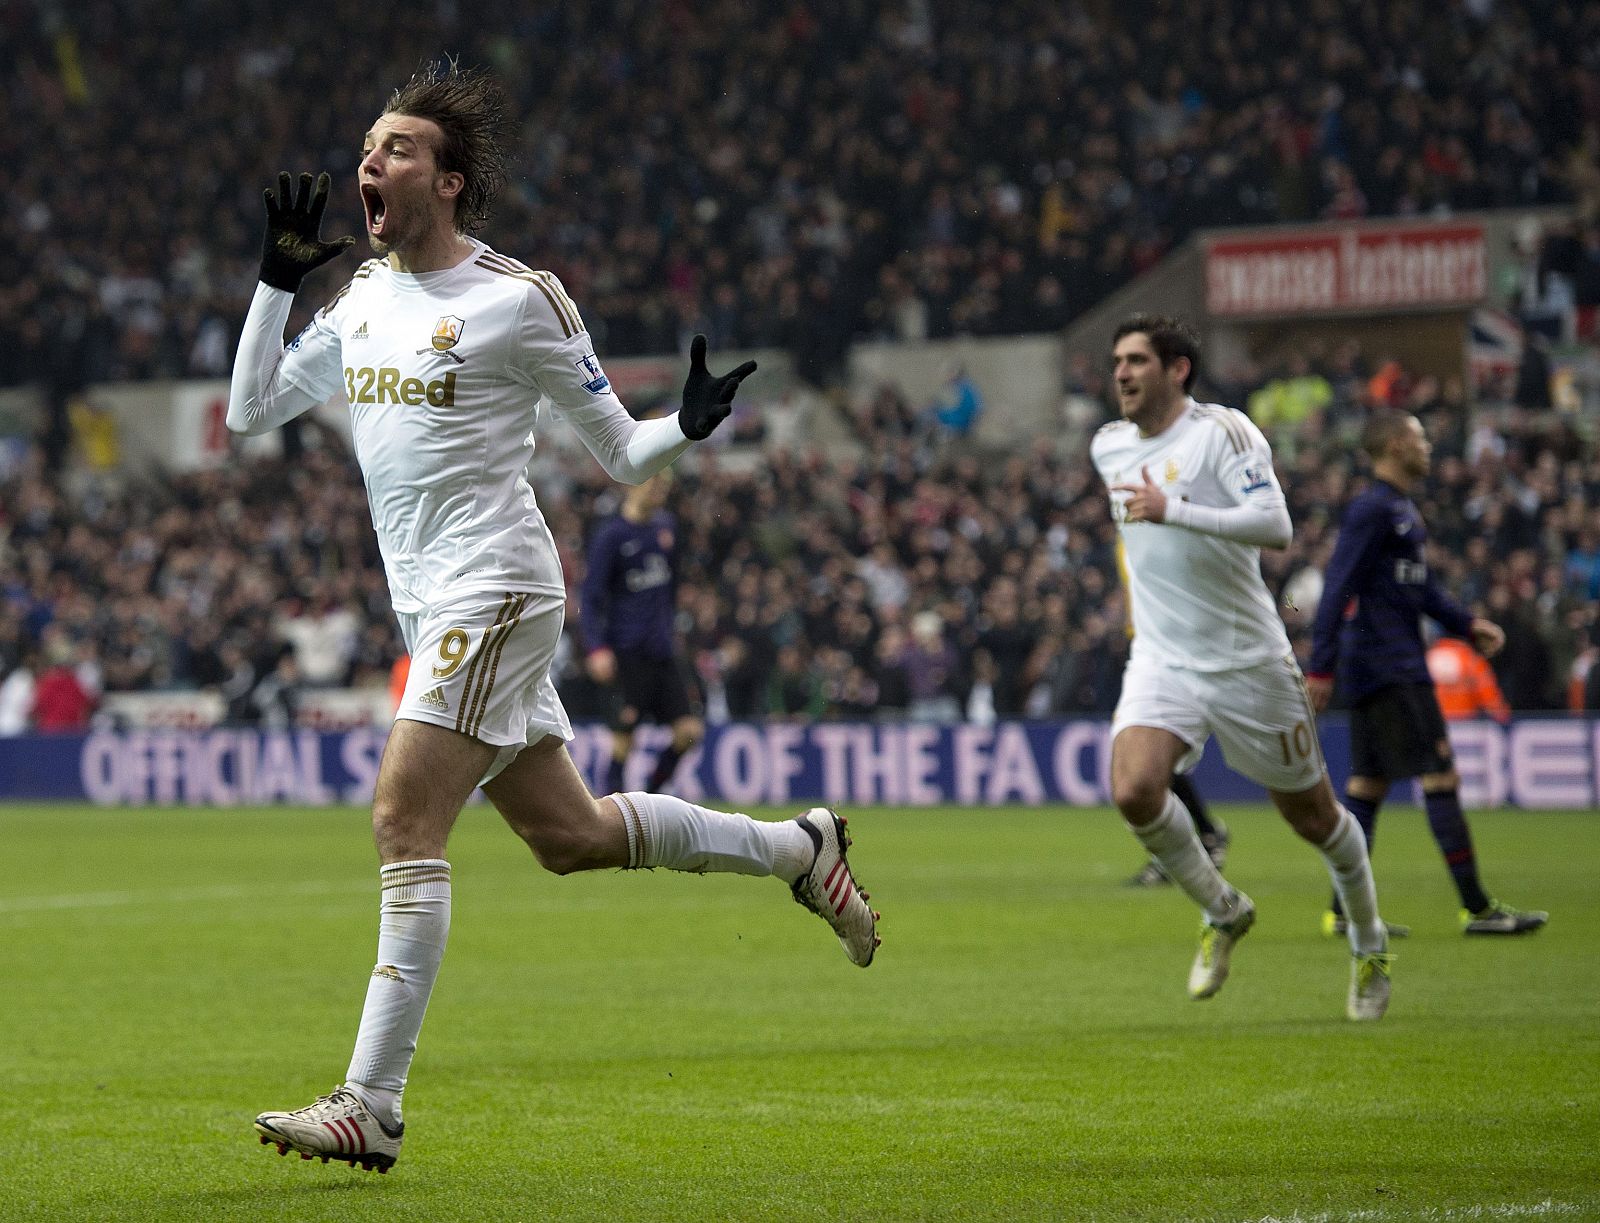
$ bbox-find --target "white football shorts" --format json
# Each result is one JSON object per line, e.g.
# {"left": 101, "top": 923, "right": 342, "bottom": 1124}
{"left": 394, "top": 589, "right": 572, "bottom": 783}
{"left": 1112, "top": 652, "right": 1326, "bottom": 793}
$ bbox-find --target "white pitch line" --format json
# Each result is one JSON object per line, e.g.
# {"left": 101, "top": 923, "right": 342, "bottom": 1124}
{"left": 0, "top": 879, "right": 364, "bottom": 915}
{"left": 0, "top": 879, "right": 753, "bottom": 918}
{"left": 1247, "top": 1198, "right": 1587, "bottom": 1222}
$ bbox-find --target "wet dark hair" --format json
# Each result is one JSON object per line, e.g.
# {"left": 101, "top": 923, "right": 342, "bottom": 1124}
{"left": 385, "top": 61, "right": 507, "bottom": 234}
{"left": 1112, "top": 314, "right": 1201, "bottom": 391}
{"left": 1362, "top": 410, "right": 1416, "bottom": 459}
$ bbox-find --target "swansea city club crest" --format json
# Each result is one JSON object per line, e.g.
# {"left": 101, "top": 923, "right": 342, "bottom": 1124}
{"left": 431, "top": 315, "right": 466, "bottom": 352}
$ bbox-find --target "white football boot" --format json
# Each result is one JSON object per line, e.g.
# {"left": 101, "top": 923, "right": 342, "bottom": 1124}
{"left": 1187, "top": 893, "right": 1256, "bottom": 999}
{"left": 1347, "top": 948, "right": 1394, "bottom": 1021}
{"left": 254, "top": 1086, "right": 403, "bottom": 1172}
{"left": 791, "top": 808, "right": 880, "bottom": 967}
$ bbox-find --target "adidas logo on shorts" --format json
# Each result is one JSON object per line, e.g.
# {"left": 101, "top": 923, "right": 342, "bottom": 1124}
{"left": 417, "top": 686, "right": 449, "bottom": 712}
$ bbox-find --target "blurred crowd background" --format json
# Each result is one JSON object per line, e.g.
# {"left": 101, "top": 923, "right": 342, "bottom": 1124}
{"left": 2, "top": 0, "right": 1599, "bottom": 733}
{"left": 5, "top": 0, "right": 1599, "bottom": 390}
{"left": 3, "top": 352, "right": 1598, "bottom": 733}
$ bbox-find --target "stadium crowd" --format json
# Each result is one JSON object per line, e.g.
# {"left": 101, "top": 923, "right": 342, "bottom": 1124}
{"left": 1, "top": 341, "right": 1598, "bottom": 733}
{"left": 4, "top": 0, "right": 1600, "bottom": 402}
{"left": 3, "top": 0, "right": 1598, "bottom": 731}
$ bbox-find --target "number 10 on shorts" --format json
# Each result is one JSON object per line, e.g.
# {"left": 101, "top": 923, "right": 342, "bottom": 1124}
{"left": 1278, "top": 720, "right": 1314, "bottom": 765}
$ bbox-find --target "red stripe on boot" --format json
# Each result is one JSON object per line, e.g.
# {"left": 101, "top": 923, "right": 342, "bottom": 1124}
{"left": 829, "top": 869, "right": 850, "bottom": 907}
{"left": 834, "top": 878, "right": 854, "bottom": 913}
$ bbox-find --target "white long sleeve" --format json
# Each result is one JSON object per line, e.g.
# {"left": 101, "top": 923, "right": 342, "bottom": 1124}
{"left": 1164, "top": 497, "right": 1293, "bottom": 549}
{"left": 551, "top": 397, "right": 695, "bottom": 484}
{"left": 226, "top": 283, "right": 321, "bottom": 436}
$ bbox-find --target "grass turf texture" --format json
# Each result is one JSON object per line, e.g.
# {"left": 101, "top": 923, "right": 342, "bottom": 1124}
{"left": 1, "top": 803, "right": 1596, "bottom": 1223}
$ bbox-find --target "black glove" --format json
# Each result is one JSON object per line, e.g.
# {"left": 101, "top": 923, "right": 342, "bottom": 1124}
{"left": 679, "top": 334, "right": 758, "bottom": 440}
{"left": 259, "top": 171, "right": 357, "bottom": 293}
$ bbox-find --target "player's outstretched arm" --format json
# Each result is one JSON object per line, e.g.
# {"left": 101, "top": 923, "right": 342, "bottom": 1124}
{"left": 546, "top": 333, "right": 757, "bottom": 483}
{"left": 678, "top": 334, "right": 757, "bottom": 440}
{"left": 259, "top": 172, "right": 357, "bottom": 293}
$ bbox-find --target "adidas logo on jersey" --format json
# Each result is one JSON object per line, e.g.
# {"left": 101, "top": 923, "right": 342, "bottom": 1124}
{"left": 417, "top": 686, "right": 449, "bottom": 712}
{"left": 349, "top": 321, "right": 369, "bottom": 340}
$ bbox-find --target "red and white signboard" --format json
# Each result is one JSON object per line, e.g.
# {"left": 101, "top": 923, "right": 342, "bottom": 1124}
{"left": 1205, "top": 222, "right": 1487, "bottom": 318}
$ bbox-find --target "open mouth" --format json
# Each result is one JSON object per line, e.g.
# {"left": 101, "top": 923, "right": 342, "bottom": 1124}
{"left": 361, "top": 183, "right": 387, "bottom": 238}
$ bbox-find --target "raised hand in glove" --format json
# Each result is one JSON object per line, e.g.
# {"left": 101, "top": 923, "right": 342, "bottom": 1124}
{"left": 259, "top": 172, "right": 357, "bottom": 293}
{"left": 678, "top": 334, "right": 758, "bottom": 440}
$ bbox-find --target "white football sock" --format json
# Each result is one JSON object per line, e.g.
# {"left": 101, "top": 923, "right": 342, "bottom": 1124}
{"left": 1320, "top": 806, "right": 1385, "bottom": 954}
{"left": 345, "top": 859, "right": 451, "bottom": 1129}
{"left": 613, "top": 792, "right": 813, "bottom": 882}
{"left": 1131, "top": 791, "right": 1237, "bottom": 923}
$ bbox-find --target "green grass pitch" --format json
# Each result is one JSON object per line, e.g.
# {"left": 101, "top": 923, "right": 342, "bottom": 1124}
{"left": 2, "top": 802, "right": 1597, "bottom": 1222}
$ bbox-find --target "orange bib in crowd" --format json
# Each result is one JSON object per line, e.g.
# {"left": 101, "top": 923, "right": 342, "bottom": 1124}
{"left": 389, "top": 654, "right": 411, "bottom": 716}
{"left": 1426, "top": 638, "right": 1510, "bottom": 722}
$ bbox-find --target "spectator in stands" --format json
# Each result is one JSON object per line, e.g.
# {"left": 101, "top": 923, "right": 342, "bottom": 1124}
{"left": 247, "top": 652, "right": 304, "bottom": 730}
{"left": 32, "top": 631, "right": 94, "bottom": 732}
{"left": 1581, "top": 623, "right": 1600, "bottom": 712}
{"left": 273, "top": 590, "right": 360, "bottom": 689}
{"left": 925, "top": 364, "right": 984, "bottom": 442}
{"left": 974, "top": 579, "right": 1037, "bottom": 718}
{"left": 1366, "top": 360, "right": 1411, "bottom": 410}
{"left": 0, "top": 647, "right": 38, "bottom": 736}
{"left": 902, "top": 610, "right": 961, "bottom": 723}
{"left": 1485, "top": 574, "right": 1556, "bottom": 709}
{"left": 716, "top": 637, "right": 769, "bottom": 721}
{"left": 870, "top": 625, "right": 912, "bottom": 720}
{"left": 217, "top": 642, "right": 259, "bottom": 725}
{"left": 1247, "top": 354, "right": 1334, "bottom": 454}
{"left": 1513, "top": 333, "right": 1554, "bottom": 411}
{"left": 766, "top": 643, "right": 821, "bottom": 720}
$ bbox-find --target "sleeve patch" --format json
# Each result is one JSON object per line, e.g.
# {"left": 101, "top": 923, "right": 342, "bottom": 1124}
{"left": 575, "top": 351, "right": 611, "bottom": 394}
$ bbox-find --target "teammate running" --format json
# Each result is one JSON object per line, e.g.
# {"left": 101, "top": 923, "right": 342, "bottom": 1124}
{"left": 1091, "top": 314, "right": 1393, "bottom": 1021}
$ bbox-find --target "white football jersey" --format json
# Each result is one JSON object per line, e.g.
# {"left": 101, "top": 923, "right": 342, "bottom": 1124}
{"left": 276, "top": 240, "right": 623, "bottom": 613}
{"left": 1091, "top": 398, "right": 1292, "bottom": 671}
